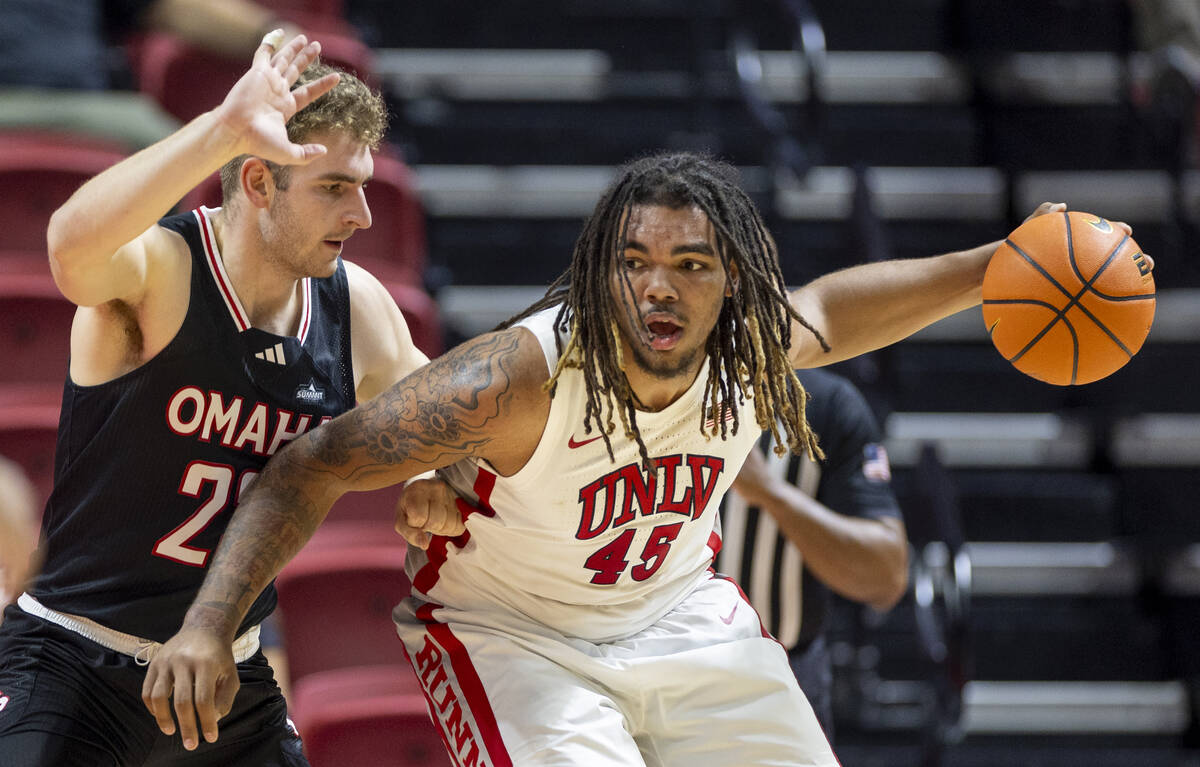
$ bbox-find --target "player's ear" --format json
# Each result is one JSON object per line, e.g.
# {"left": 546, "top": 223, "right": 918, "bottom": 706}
{"left": 240, "top": 158, "right": 274, "bottom": 209}
{"left": 726, "top": 260, "right": 740, "bottom": 297}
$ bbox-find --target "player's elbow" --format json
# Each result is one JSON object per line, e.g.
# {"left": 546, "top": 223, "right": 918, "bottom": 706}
{"left": 867, "top": 542, "right": 909, "bottom": 612}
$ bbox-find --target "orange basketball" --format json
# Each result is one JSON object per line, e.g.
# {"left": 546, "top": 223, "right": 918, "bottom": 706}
{"left": 982, "top": 211, "right": 1156, "bottom": 386}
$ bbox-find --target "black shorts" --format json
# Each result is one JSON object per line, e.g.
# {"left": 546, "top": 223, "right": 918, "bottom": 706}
{"left": 0, "top": 605, "right": 308, "bottom": 767}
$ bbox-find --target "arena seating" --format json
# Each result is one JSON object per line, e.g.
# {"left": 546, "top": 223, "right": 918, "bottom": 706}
{"left": 131, "top": 31, "right": 375, "bottom": 125}
{"left": 274, "top": 543, "right": 411, "bottom": 685}
{"left": 0, "top": 400, "right": 60, "bottom": 515}
{"left": 0, "top": 274, "right": 75, "bottom": 397}
{"left": 275, "top": 542, "right": 444, "bottom": 766}
{"left": 0, "top": 136, "right": 126, "bottom": 264}
{"left": 4, "top": 1, "right": 1194, "bottom": 763}
{"left": 294, "top": 682, "right": 448, "bottom": 767}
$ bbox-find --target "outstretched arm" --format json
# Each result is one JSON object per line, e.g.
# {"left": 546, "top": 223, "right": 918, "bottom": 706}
{"left": 786, "top": 202, "right": 1066, "bottom": 368}
{"left": 141, "top": 326, "right": 549, "bottom": 749}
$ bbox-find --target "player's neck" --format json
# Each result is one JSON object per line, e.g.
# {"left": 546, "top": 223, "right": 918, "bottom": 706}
{"left": 210, "top": 212, "right": 306, "bottom": 337}
{"left": 623, "top": 359, "right": 704, "bottom": 412}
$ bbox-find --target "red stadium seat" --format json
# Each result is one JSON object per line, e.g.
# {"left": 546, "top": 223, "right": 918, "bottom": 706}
{"left": 176, "top": 171, "right": 222, "bottom": 214}
{"left": 0, "top": 138, "right": 126, "bottom": 257}
{"left": 0, "top": 400, "right": 60, "bottom": 513}
{"left": 0, "top": 274, "right": 75, "bottom": 389}
{"left": 293, "top": 664, "right": 423, "bottom": 707}
{"left": 0, "top": 130, "right": 129, "bottom": 157}
{"left": 343, "top": 151, "right": 429, "bottom": 290}
{"left": 275, "top": 543, "right": 411, "bottom": 684}
{"left": 132, "top": 32, "right": 375, "bottom": 125}
{"left": 382, "top": 280, "right": 443, "bottom": 358}
{"left": 295, "top": 682, "right": 449, "bottom": 767}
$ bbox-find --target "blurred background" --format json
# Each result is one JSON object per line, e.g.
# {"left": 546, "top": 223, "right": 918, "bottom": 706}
{"left": 1, "top": 0, "right": 1199, "bottom": 765}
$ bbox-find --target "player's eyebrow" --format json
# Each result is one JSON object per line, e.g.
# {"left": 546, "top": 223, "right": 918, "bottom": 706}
{"left": 623, "top": 239, "right": 716, "bottom": 256}
{"left": 316, "top": 172, "right": 372, "bottom": 185}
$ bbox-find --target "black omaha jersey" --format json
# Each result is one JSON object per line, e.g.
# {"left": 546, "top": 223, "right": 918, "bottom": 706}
{"left": 32, "top": 207, "right": 356, "bottom": 641}
{"left": 716, "top": 367, "right": 901, "bottom": 650}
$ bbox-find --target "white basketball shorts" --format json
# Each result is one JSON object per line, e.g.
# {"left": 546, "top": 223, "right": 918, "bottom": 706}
{"left": 393, "top": 572, "right": 839, "bottom": 767}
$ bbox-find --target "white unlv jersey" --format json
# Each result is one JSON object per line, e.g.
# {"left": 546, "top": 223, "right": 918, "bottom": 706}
{"left": 405, "top": 307, "right": 762, "bottom": 643}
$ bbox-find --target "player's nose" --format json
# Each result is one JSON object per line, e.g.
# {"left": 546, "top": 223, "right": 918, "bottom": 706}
{"left": 345, "top": 188, "right": 372, "bottom": 230}
{"left": 643, "top": 265, "right": 678, "bottom": 303}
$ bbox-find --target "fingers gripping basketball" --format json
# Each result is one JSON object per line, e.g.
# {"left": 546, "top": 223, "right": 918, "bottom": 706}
{"left": 982, "top": 211, "right": 1156, "bottom": 385}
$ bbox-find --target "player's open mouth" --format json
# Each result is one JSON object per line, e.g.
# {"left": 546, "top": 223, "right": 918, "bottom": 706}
{"left": 645, "top": 319, "right": 683, "bottom": 350}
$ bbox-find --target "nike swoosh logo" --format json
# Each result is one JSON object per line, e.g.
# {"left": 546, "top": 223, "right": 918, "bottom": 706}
{"left": 720, "top": 603, "right": 738, "bottom": 625}
{"left": 567, "top": 434, "right": 604, "bottom": 449}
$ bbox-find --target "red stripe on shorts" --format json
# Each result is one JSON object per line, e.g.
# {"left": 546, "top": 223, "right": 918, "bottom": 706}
{"left": 405, "top": 615, "right": 513, "bottom": 767}
{"left": 395, "top": 623, "right": 459, "bottom": 764}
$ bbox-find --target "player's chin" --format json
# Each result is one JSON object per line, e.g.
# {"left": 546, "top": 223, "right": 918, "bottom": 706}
{"left": 311, "top": 255, "right": 340, "bottom": 278}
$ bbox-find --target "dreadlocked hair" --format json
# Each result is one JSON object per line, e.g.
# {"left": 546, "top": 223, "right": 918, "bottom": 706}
{"left": 501, "top": 151, "right": 830, "bottom": 468}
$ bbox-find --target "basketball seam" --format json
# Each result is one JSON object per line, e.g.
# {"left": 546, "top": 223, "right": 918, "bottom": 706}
{"left": 1006, "top": 305, "right": 1079, "bottom": 383}
{"left": 1004, "top": 232, "right": 1136, "bottom": 369}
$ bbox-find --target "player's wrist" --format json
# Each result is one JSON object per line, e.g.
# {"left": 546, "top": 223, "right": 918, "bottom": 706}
{"left": 197, "top": 108, "right": 248, "bottom": 164}
{"left": 180, "top": 601, "right": 241, "bottom": 643}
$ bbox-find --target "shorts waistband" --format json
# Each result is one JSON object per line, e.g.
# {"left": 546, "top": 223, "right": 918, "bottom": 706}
{"left": 17, "top": 592, "right": 260, "bottom": 666}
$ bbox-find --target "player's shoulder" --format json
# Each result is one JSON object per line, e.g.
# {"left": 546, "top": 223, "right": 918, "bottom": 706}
{"left": 795, "top": 366, "right": 876, "bottom": 430}
{"left": 122, "top": 217, "right": 191, "bottom": 303}
{"left": 795, "top": 366, "right": 855, "bottom": 402}
{"left": 342, "top": 259, "right": 397, "bottom": 315}
{"left": 341, "top": 258, "right": 376, "bottom": 289}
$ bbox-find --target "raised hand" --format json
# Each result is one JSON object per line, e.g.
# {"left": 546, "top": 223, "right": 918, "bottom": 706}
{"left": 212, "top": 31, "right": 341, "bottom": 166}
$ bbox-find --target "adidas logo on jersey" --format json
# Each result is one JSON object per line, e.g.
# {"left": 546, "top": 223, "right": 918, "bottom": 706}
{"left": 255, "top": 342, "right": 286, "bottom": 365}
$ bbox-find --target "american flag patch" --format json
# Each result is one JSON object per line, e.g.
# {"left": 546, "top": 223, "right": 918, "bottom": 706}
{"left": 703, "top": 402, "right": 736, "bottom": 430}
{"left": 862, "top": 443, "right": 891, "bottom": 481}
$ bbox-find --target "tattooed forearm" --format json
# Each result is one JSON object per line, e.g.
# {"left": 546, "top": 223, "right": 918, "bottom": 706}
{"left": 182, "top": 449, "right": 332, "bottom": 636}
{"left": 181, "top": 329, "right": 534, "bottom": 635}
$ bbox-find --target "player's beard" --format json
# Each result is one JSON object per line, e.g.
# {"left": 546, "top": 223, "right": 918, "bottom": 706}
{"left": 627, "top": 337, "right": 703, "bottom": 381}
{"left": 260, "top": 192, "right": 334, "bottom": 279}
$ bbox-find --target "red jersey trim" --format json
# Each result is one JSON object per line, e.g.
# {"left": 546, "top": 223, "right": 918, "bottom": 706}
{"left": 298, "top": 277, "right": 313, "bottom": 344}
{"left": 194, "top": 207, "right": 250, "bottom": 333}
{"left": 194, "top": 207, "right": 313, "bottom": 341}
{"left": 412, "top": 467, "right": 498, "bottom": 595}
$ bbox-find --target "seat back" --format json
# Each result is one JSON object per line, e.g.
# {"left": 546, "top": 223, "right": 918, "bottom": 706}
{"left": 0, "top": 275, "right": 75, "bottom": 388}
{"left": 133, "top": 32, "right": 375, "bottom": 125}
{"left": 275, "top": 544, "right": 411, "bottom": 683}
{"left": 0, "top": 140, "right": 125, "bottom": 255}
{"left": 0, "top": 401, "right": 61, "bottom": 513}
{"left": 299, "top": 691, "right": 449, "bottom": 767}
